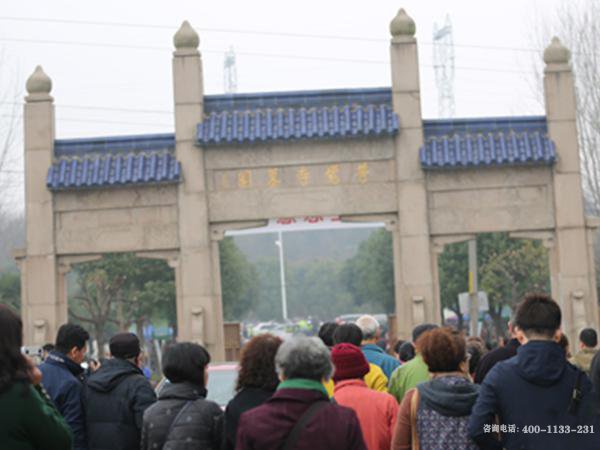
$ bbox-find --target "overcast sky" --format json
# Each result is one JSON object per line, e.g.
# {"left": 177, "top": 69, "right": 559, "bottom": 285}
{"left": 0, "top": 0, "right": 572, "bottom": 210}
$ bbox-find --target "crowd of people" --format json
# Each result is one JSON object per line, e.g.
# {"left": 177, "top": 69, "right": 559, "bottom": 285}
{"left": 1, "top": 292, "right": 600, "bottom": 449}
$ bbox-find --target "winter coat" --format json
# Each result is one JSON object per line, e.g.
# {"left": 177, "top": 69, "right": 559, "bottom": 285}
{"left": 83, "top": 357, "right": 157, "bottom": 450}
{"left": 388, "top": 354, "right": 429, "bottom": 403}
{"left": 0, "top": 381, "right": 73, "bottom": 450}
{"left": 590, "top": 351, "right": 600, "bottom": 416}
{"left": 473, "top": 338, "right": 520, "bottom": 384}
{"left": 333, "top": 379, "right": 398, "bottom": 450}
{"left": 393, "top": 375, "right": 479, "bottom": 450}
{"left": 141, "top": 381, "right": 223, "bottom": 450}
{"left": 236, "top": 379, "right": 367, "bottom": 450}
{"left": 570, "top": 348, "right": 599, "bottom": 376}
{"left": 364, "top": 363, "right": 389, "bottom": 392}
{"left": 468, "top": 340, "right": 597, "bottom": 450}
{"left": 39, "top": 351, "right": 87, "bottom": 450}
{"left": 362, "top": 344, "right": 400, "bottom": 379}
{"left": 324, "top": 363, "right": 389, "bottom": 397}
{"left": 224, "top": 387, "right": 273, "bottom": 450}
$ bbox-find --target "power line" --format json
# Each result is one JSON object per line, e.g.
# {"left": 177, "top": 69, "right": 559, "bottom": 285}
{"left": 1, "top": 84, "right": 539, "bottom": 122}
{"left": 55, "top": 117, "right": 172, "bottom": 127}
{"left": 0, "top": 37, "right": 169, "bottom": 51}
{"left": 4, "top": 101, "right": 172, "bottom": 115}
{"left": 0, "top": 36, "right": 537, "bottom": 75}
{"left": 0, "top": 15, "right": 544, "bottom": 53}
{"left": 0, "top": 114, "right": 171, "bottom": 128}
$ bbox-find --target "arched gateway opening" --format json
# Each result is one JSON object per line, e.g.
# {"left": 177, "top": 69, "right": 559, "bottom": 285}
{"left": 16, "top": 11, "right": 599, "bottom": 359}
{"left": 222, "top": 216, "right": 393, "bottom": 324}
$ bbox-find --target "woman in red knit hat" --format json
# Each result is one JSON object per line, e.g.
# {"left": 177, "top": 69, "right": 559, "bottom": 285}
{"left": 331, "top": 343, "right": 399, "bottom": 450}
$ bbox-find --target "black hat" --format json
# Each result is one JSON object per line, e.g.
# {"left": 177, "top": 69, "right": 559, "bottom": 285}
{"left": 109, "top": 332, "right": 141, "bottom": 359}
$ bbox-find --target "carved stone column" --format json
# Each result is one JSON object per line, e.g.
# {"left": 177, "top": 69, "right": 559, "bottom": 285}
{"left": 171, "top": 21, "right": 226, "bottom": 359}
{"left": 389, "top": 9, "right": 436, "bottom": 334}
{"left": 21, "top": 66, "right": 59, "bottom": 345}
{"left": 543, "top": 38, "right": 600, "bottom": 338}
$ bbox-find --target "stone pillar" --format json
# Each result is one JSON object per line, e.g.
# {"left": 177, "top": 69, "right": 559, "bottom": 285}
{"left": 21, "top": 66, "right": 63, "bottom": 345}
{"left": 585, "top": 220, "right": 600, "bottom": 331}
{"left": 431, "top": 243, "right": 444, "bottom": 324}
{"left": 388, "top": 222, "right": 409, "bottom": 340}
{"left": 389, "top": 9, "right": 437, "bottom": 337}
{"left": 172, "top": 21, "right": 225, "bottom": 359}
{"left": 543, "top": 37, "right": 600, "bottom": 341}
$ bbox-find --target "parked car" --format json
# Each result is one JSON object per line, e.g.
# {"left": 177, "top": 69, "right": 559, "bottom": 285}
{"left": 335, "top": 314, "right": 363, "bottom": 324}
{"left": 155, "top": 362, "right": 239, "bottom": 409}
{"left": 335, "top": 313, "right": 389, "bottom": 335}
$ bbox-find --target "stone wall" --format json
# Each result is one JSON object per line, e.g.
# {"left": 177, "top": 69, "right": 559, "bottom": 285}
{"left": 427, "top": 166, "right": 555, "bottom": 236}
{"left": 54, "top": 186, "right": 179, "bottom": 254}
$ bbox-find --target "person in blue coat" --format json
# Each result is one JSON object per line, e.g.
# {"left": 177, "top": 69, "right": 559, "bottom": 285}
{"left": 355, "top": 315, "right": 399, "bottom": 379}
{"left": 467, "top": 293, "right": 597, "bottom": 450}
{"left": 39, "top": 323, "right": 90, "bottom": 450}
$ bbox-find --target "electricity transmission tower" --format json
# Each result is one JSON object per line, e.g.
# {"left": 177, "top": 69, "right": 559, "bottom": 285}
{"left": 432, "top": 15, "right": 455, "bottom": 118}
{"left": 223, "top": 46, "right": 238, "bottom": 94}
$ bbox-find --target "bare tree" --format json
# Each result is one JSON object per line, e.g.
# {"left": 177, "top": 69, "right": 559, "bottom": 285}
{"left": 0, "top": 51, "right": 24, "bottom": 270}
{"left": 528, "top": 2, "right": 600, "bottom": 302}
{"left": 530, "top": 1, "right": 600, "bottom": 215}
{"left": 69, "top": 266, "right": 126, "bottom": 358}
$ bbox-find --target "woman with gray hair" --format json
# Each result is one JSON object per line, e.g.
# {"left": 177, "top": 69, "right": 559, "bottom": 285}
{"left": 236, "top": 336, "right": 367, "bottom": 450}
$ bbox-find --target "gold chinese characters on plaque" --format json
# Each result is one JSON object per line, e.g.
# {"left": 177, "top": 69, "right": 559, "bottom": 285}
{"left": 357, "top": 162, "right": 369, "bottom": 184}
{"left": 267, "top": 168, "right": 281, "bottom": 188}
{"left": 325, "top": 164, "right": 341, "bottom": 185}
{"left": 238, "top": 170, "right": 252, "bottom": 189}
{"left": 297, "top": 167, "right": 310, "bottom": 187}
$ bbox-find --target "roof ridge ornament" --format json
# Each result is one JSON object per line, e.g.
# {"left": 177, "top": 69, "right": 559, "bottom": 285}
{"left": 173, "top": 20, "right": 200, "bottom": 51}
{"left": 543, "top": 37, "right": 570, "bottom": 65}
{"left": 390, "top": 9, "right": 416, "bottom": 38}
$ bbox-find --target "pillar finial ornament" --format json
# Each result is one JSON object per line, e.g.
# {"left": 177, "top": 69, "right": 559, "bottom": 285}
{"left": 174, "top": 20, "right": 200, "bottom": 50}
{"left": 26, "top": 65, "right": 52, "bottom": 99}
{"left": 543, "top": 36, "right": 570, "bottom": 65}
{"left": 390, "top": 9, "right": 416, "bottom": 38}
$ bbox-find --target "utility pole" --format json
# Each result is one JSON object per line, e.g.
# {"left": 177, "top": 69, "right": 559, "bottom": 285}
{"left": 468, "top": 239, "right": 479, "bottom": 336}
{"left": 275, "top": 230, "right": 288, "bottom": 321}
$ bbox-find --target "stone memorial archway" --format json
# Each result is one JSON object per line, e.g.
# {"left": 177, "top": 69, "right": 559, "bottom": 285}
{"left": 17, "top": 10, "right": 599, "bottom": 359}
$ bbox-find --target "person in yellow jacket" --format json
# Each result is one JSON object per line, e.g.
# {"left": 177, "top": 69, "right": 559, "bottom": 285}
{"left": 327, "top": 323, "right": 389, "bottom": 395}
{"left": 318, "top": 321, "right": 389, "bottom": 396}
{"left": 324, "top": 362, "right": 388, "bottom": 396}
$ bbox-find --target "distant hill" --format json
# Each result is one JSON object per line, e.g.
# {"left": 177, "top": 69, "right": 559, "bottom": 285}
{"left": 233, "top": 227, "right": 381, "bottom": 263}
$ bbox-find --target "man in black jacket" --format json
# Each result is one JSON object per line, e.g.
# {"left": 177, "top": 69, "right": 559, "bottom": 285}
{"left": 473, "top": 319, "right": 520, "bottom": 384}
{"left": 84, "top": 332, "right": 156, "bottom": 450}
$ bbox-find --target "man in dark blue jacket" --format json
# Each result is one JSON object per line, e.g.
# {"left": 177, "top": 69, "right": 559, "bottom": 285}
{"left": 40, "top": 323, "right": 90, "bottom": 450}
{"left": 468, "top": 293, "right": 597, "bottom": 450}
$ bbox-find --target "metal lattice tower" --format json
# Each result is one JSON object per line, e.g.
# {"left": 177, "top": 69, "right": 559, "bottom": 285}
{"left": 223, "top": 46, "right": 238, "bottom": 94}
{"left": 432, "top": 15, "right": 455, "bottom": 118}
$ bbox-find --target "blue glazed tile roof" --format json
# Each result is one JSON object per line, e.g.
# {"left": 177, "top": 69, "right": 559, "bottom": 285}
{"left": 48, "top": 134, "right": 180, "bottom": 191}
{"left": 420, "top": 116, "right": 556, "bottom": 169}
{"left": 203, "top": 87, "right": 393, "bottom": 112}
{"left": 197, "top": 87, "right": 399, "bottom": 146}
{"left": 47, "top": 90, "right": 557, "bottom": 192}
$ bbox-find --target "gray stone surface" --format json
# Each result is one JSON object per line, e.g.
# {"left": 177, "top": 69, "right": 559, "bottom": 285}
{"left": 17, "top": 14, "right": 599, "bottom": 349}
